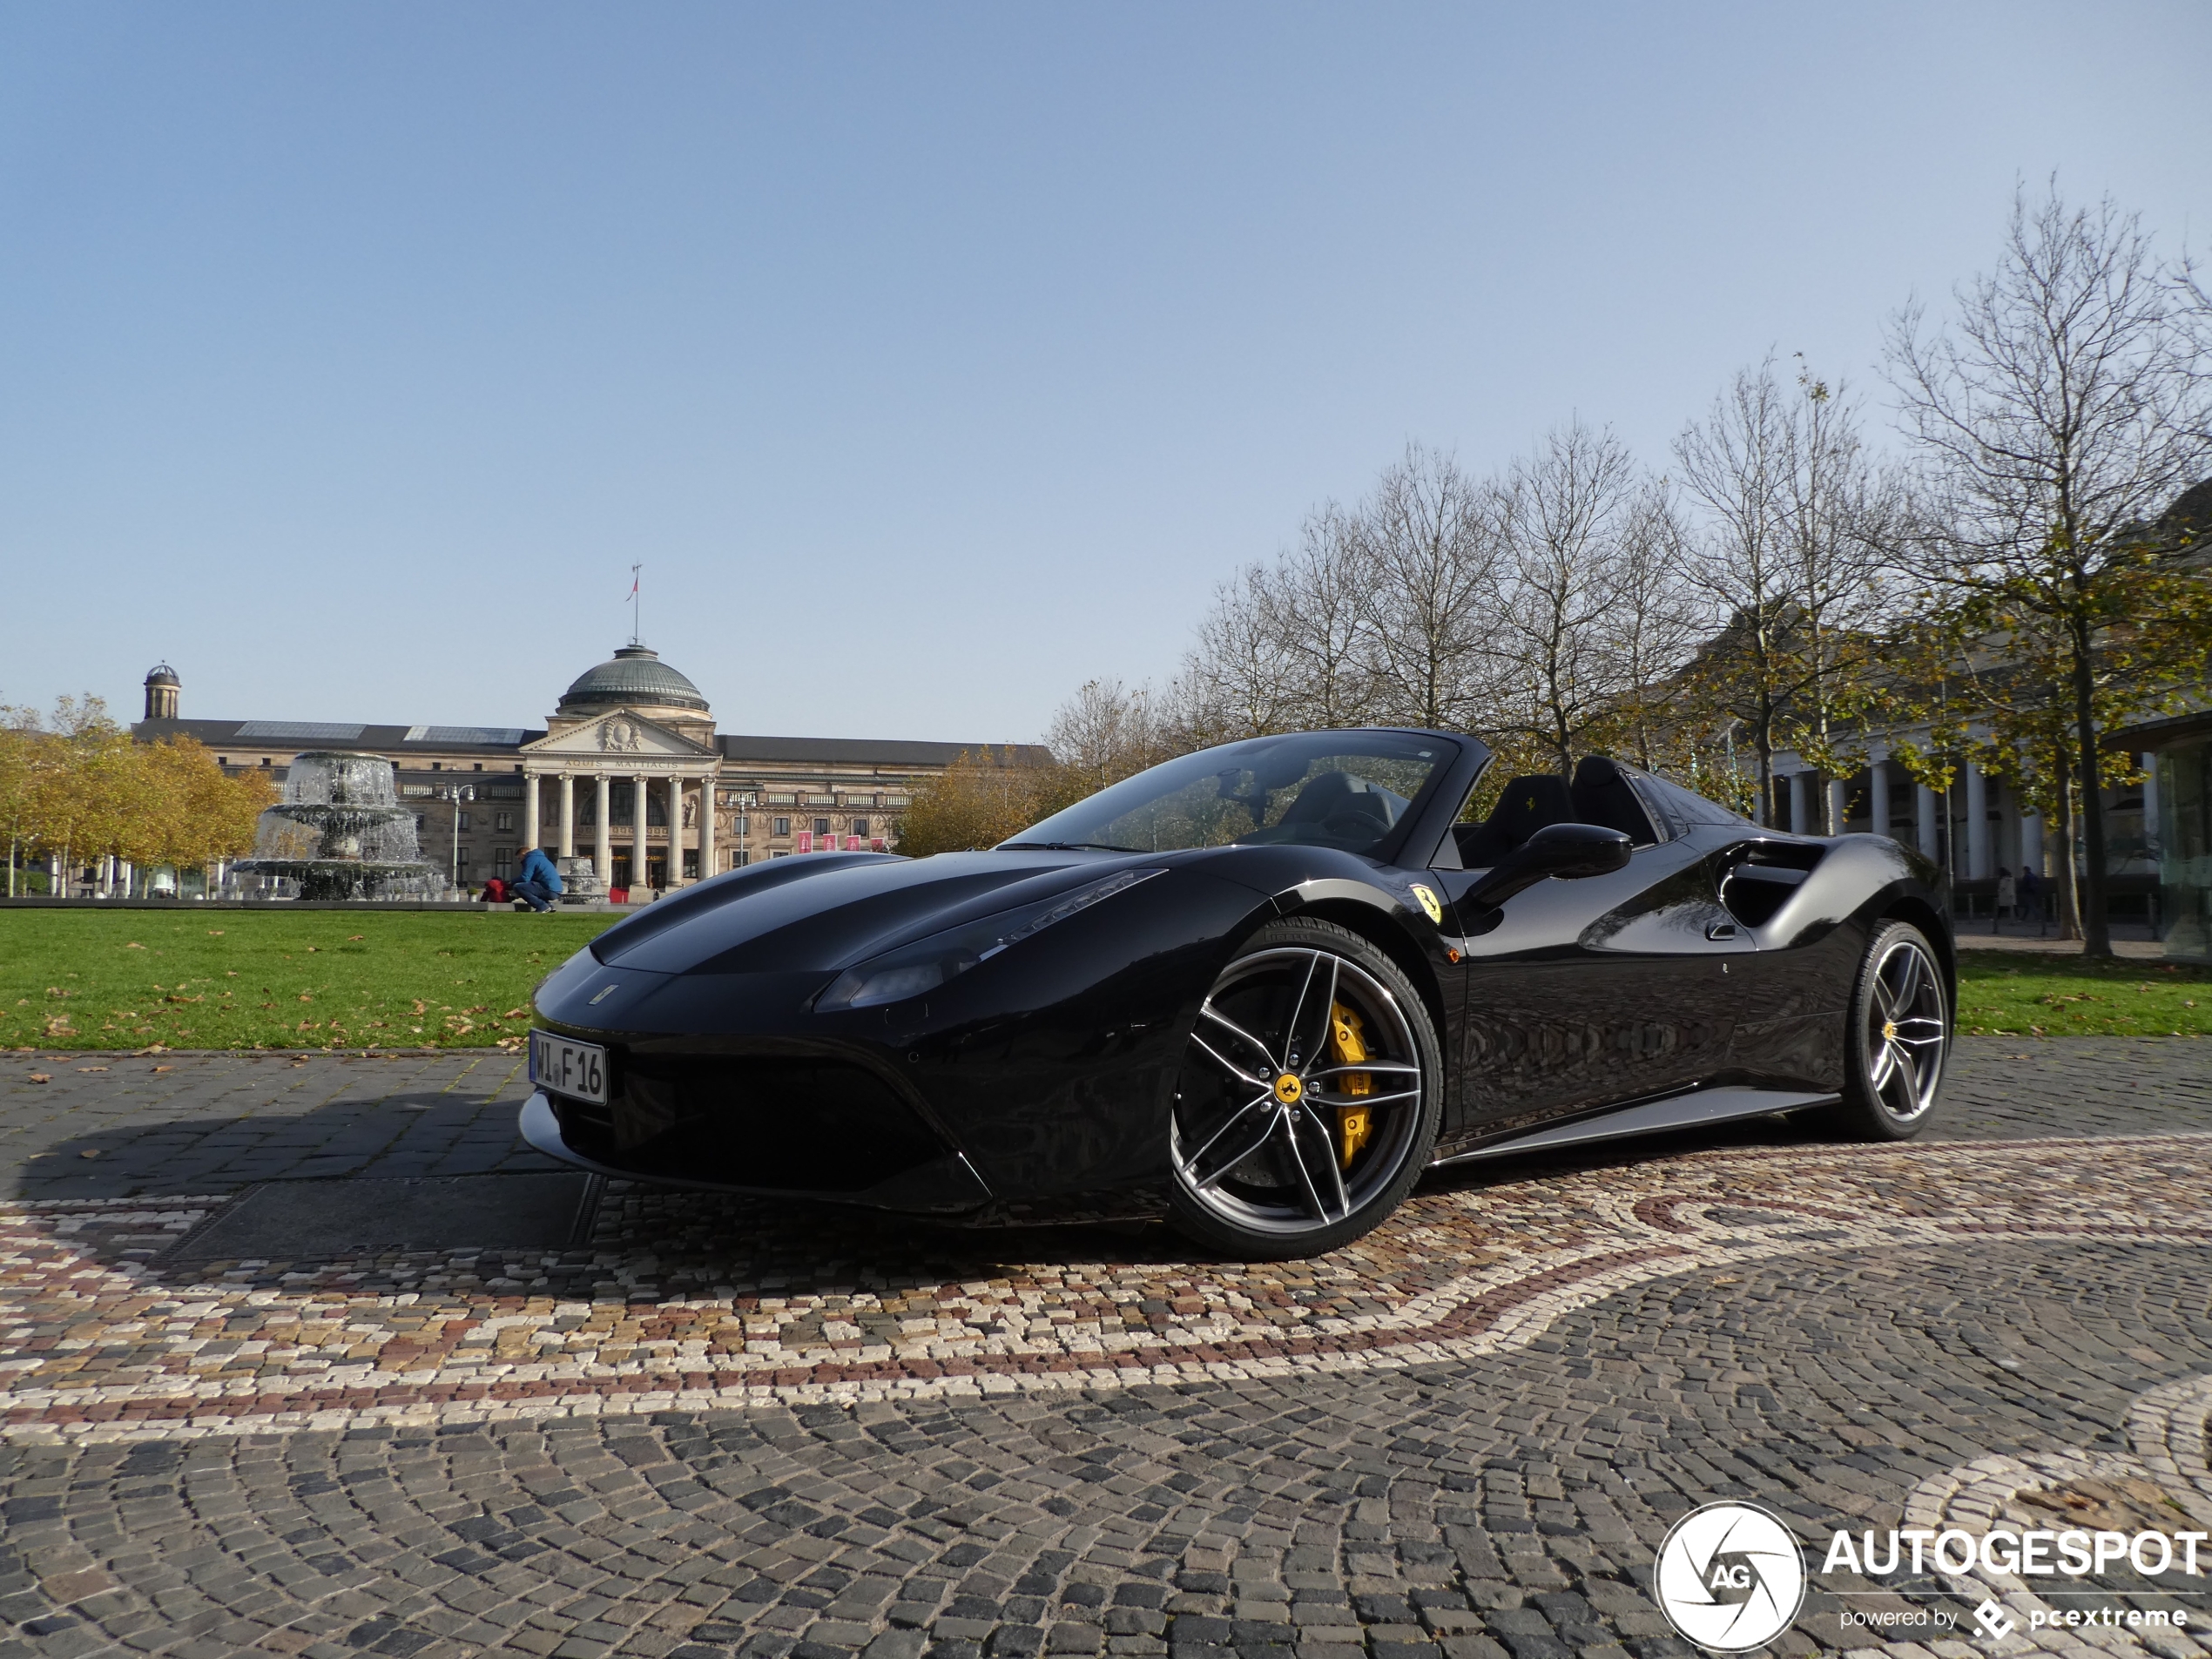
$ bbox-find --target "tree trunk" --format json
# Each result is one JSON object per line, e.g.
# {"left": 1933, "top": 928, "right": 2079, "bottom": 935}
{"left": 2072, "top": 638, "right": 2113, "bottom": 959}
{"left": 2052, "top": 744, "right": 2082, "bottom": 941}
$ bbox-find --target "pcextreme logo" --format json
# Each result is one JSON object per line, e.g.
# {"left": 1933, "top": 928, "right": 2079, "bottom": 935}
{"left": 1652, "top": 1501, "right": 1808, "bottom": 1652}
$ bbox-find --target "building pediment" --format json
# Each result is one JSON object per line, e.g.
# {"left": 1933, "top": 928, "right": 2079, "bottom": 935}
{"left": 523, "top": 711, "right": 714, "bottom": 762}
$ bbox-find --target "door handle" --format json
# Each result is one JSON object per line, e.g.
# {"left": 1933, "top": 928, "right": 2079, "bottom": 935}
{"left": 1705, "top": 921, "right": 1740, "bottom": 941}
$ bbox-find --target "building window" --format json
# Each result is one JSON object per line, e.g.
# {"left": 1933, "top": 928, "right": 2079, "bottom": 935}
{"left": 415, "top": 814, "right": 426, "bottom": 833}
{"left": 733, "top": 815, "right": 749, "bottom": 835}
{"left": 457, "top": 811, "right": 471, "bottom": 831}
{"left": 493, "top": 811, "right": 514, "bottom": 833}
{"left": 770, "top": 848, "right": 791, "bottom": 858}
{"left": 496, "top": 847, "right": 515, "bottom": 878}
{"left": 813, "top": 817, "right": 830, "bottom": 836}
{"left": 773, "top": 817, "right": 791, "bottom": 837}
{"left": 455, "top": 848, "right": 470, "bottom": 874}
{"left": 852, "top": 817, "right": 869, "bottom": 839}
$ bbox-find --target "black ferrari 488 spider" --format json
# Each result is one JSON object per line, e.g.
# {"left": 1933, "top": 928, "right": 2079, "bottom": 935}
{"left": 523, "top": 729, "right": 1953, "bottom": 1257}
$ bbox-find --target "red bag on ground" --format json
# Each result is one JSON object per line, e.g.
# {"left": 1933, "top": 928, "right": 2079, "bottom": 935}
{"left": 481, "top": 878, "right": 508, "bottom": 903}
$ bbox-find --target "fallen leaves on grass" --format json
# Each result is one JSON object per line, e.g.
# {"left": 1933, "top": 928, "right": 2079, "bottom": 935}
{"left": 27, "top": 1073, "right": 49, "bottom": 1084}
{"left": 125, "top": 942, "right": 145, "bottom": 949}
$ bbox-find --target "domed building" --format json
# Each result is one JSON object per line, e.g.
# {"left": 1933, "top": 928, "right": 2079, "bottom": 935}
{"left": 132, "top": 644, "right": 1047, "bottom": 900}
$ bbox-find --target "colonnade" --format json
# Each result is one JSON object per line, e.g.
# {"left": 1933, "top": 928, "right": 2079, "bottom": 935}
{"left": 1773, "top": 747, "right": 2164, "bottom": 882}
{"left": 521, "top": 768, "right": 717, "bottom": 891}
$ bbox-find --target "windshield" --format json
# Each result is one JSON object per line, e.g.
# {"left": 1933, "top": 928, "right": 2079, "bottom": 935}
{"left": 1006, "top": 732, "right": 1454, "bottom": 857}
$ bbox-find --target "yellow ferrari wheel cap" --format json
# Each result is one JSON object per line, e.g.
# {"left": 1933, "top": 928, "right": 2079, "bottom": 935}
{"left": 1273, "top": 1072, "right": 1304, "bottom": 1104}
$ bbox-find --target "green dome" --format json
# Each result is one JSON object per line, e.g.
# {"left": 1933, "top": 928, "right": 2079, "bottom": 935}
{"left": 556, "top": 646, "right": 709, "bottom": 715}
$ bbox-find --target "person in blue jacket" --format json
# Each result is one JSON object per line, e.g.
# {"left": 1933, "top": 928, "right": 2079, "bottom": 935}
{"left": 512, "top": 846, "right": 563, "bottom": 913}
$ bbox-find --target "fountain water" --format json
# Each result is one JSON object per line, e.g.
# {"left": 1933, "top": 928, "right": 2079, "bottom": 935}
{"left": 228, "top": 752, "right": 447, "bottom": 900}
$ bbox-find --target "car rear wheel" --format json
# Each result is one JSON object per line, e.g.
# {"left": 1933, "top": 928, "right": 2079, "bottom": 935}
{"left": 1832, "top": 920, "right": 1949, "bottom": 1140}
{"left": 1167, "top": 919, "right": 1442, "bottom": 1258}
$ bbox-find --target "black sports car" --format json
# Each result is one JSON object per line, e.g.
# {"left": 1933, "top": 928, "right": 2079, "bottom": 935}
{"left": 523, "top": 729, "right": 1953, "bottom": 1258}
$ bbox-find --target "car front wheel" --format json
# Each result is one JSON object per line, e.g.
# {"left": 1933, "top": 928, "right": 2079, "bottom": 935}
{"left": 1833, "top": 919, "right": 1950, "bottom": 1139}
{"left": 1167, "top": 918, "right": 1442, "bottom": 1258}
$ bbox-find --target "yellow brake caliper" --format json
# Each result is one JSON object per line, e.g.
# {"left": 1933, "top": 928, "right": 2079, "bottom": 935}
{"left": 1329, "top": 1002, "right": 1373, "bottom": 1169}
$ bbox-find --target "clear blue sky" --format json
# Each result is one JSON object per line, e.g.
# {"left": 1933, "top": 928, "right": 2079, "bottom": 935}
{"left": 3, "top": 3, "right": 2207, "bottom": 743}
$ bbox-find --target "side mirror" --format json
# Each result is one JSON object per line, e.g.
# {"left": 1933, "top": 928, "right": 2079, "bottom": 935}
{"left": 1466, "top": 822, "right": 1633, "bottom": 909}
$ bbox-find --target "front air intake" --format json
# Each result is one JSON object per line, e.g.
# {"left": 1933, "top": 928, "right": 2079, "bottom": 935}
{"left": 552, "top": 1054, "right": 946, "bottom": 1192}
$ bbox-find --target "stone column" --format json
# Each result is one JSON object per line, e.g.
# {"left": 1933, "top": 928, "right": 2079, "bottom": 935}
{"left": 669, "top": 777, "right": 685, "bottom": 883}
{"left": 1966, "top": 761, "right": 1991, "bottom": 880}
{"left": 631, "top": 772, "right": 649, "bottom": 893}
{"left": 1916, "top": 782, "right": 1939, "bottom": 860}
{"left": 2021, "top": 812, "right": 2043, "bottom": 875}
{"left": 2142, "top": 753, "right": 2161, "bottom": 860}
{"left": 699, "top": 777, "right": 717, "bottom": 880}
{"left": 1787, "top": 772, "right": 1808, "bottom": 834}
{"left": 523, "top": 774, "right": 542, "bottom": 854}
{"left": 594, "top": 774, "right": 611, "bottom": 886}
{"left": 1870, "top": 759, "right": 1892, "bottom": 844}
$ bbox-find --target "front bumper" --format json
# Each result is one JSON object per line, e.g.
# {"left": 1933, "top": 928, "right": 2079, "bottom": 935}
{"left": 517, "top": 1091, "right": 995, "bottom": 1214}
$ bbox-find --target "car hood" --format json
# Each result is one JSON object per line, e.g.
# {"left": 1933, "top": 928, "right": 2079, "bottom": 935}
{"left": 587, "top": 849, "right": 1161, "bottom": 976}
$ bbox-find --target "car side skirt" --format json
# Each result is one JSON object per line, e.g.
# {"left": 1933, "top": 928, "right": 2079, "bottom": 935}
{"left": 1429, "top": 1083, "right": 1840, "bottom": 1167}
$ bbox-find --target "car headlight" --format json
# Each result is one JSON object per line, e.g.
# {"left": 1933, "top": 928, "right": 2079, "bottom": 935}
{"left": 813, "top": 867, "right": 1165, "bottom": 1011}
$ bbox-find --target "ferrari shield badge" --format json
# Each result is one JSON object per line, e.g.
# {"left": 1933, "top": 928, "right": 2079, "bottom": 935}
{"left": 1408, "top": 883, "right": 1445, "bottom": 926}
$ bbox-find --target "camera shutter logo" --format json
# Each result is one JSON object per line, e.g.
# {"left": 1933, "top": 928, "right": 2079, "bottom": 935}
{"left": 1653, "top": 1501, "right": 1807, "bottom": 1652}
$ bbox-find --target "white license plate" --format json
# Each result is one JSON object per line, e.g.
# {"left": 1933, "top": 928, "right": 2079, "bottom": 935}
{"left": 530, "top": 1031, "right": 608, "bottom": 1104}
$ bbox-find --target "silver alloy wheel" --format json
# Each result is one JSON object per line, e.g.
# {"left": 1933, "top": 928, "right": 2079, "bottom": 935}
{"left": 1170, "top": 947, "right": 1426, "bottom": 1239}
{"left": 1865, "top": 934, "right": 1948, "bottom": 1121}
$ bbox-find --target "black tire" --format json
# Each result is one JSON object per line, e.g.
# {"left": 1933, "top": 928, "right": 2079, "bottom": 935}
{"left": 1831, "top": 919, "right": 1950, "bottom": 1140}
{"left": 1166, "top": 918, "right": 1443, "bottom": 1258}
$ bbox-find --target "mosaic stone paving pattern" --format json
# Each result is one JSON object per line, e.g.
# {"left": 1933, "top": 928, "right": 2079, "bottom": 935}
{"left": 4, "top": 1134, "right": 2210, "bottom": 1440}
{"left": 3, "top": 1042, "right": 2210, "bottom": 1657}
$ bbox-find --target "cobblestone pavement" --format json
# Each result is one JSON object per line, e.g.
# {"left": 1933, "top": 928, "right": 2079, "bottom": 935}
{"left": 0, "top": 1042, "right": 2208, "bottom": 1657}
{"left": 3, "top": 1039, "right": 2206, "bottom": 1203}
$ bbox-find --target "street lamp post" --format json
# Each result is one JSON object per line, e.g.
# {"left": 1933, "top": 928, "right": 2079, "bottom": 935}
{"left": 433, "top": 784, "right": 475, "bottom": 894}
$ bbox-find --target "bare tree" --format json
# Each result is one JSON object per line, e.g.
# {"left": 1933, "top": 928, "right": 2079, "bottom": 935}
{"left": 1182, "top": 566, "right": 1306, "bottom": 742}
{"left": 1274, "top": 502, "right": 1379, "bottom": 728}
{"left": 1675, "top": 361, "right": 1803, "bottom": 825}
{"left": 1777, "top": 362, "right": 1900, "bottom": 831}
{"left": 1491, "top": 421, "right": 1641, "bottom": 779}
{"left": 1596, "top": 478, "right": 1706, "bottom": 774}
{"left": 1353, "top": 443, "right": 1503, "bottom": 730}
{"left": 1044, "top": 678, "right": 1171, "bottom": 794}
{"left": 1887, "top": 184, "right": 2212, "bottom": 954}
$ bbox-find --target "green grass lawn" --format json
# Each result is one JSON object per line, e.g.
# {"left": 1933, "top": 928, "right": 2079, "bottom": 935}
{"left": 3, "top": 909, "right": 618, "bottom": 1052}
{"left": 1955, "top": 950, "right": 2212, "bottom": 1038}
{"left": 4, "top": 909, "right": 2206, "bottom": 1052}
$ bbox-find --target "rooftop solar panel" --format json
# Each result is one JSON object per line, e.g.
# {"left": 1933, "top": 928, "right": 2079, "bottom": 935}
{"left": 418, "top": 725, "right": 527, "bottom": 746}
{"left": 233, "top": 721, "right": 367, "bottom": 741}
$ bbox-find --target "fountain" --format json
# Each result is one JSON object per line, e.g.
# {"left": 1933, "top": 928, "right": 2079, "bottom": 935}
{"left": 228, "top": 752, "right": 448, "bottom": 901}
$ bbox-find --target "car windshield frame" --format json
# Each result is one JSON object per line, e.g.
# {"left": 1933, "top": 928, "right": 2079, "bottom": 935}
{"left": 1002, "top": 731, "right": 1471, "bottom": 862}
